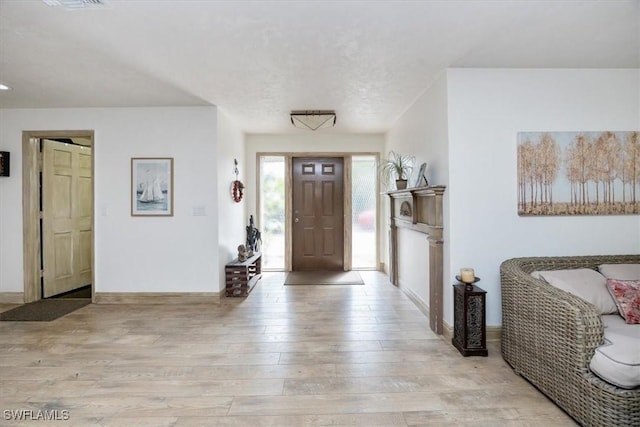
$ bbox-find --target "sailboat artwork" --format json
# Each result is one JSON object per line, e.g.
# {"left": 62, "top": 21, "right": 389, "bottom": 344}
{"left": 131, "top": 158, "right": 174, "bottom": 216}
{"left": 139, "top": 174, "right": 165, "bottom": 203}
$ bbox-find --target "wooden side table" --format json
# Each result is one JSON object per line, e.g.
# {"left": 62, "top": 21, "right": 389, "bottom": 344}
{"left": 452, "top": 283, "right": 488, "bottom": 357}
{"left": 225, "top": 252, "right": 262, "bottom": 297}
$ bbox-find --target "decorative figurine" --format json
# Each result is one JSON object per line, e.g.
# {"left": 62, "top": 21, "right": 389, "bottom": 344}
{"left": 246, "top": 215, "right": 261, "bottom": 254}
{"left": 237, "top": 244, "right": 248, "bottom": 262}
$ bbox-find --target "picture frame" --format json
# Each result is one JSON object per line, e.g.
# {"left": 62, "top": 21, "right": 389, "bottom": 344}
{"left": 517, "top": 131, "right": 639, "bottom": 216}
{"left": 131, "top": 157, "right": 173, "bottom": 216}
{"left": 413, "top": 162, "right": 429, "bottom": 188}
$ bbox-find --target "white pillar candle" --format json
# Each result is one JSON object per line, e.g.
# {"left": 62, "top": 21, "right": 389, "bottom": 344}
{"left": 460, "top": 268, "right": 475, "bottom": 283}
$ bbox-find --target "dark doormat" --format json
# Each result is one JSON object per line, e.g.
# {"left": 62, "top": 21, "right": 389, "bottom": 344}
{"left": 52, "top": 285, "right": 92, "bottom": 299}
{"left": 0, "top": 299, "right": 90, "bottom": 322}
{"left": 285, "top": 271, "right": 364, "bottom": 285}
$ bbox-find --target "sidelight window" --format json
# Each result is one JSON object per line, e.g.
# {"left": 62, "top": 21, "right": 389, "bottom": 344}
{"left": 351, "top": 155, "right": 377, "bottom": 269}
{"left": 259, "top": 156, "right": 285, "bottom": 270}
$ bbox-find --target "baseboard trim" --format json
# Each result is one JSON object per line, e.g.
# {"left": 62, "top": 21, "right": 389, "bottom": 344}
{"left": 0, "top": 292, "right": 24, "bottom": 304}
{"left": 395, "top": 282, "right": 502, "bottom": 343}
{"left": 397, "top": 282, "right": 430, "bottom": 319}
{"left": 94, "top": 292, "right": 221, "bottom": 304}
{"left": 442, "top": 320, "right": 502, "bottom": 342}
{"left": 379, "top": 262, "right": 388, "bottom": 274}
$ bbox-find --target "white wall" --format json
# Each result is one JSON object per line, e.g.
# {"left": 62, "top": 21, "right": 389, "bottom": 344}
{"left": 386, "top": 72, "right": 450, "bottom": 187}
{"left": 385, "top": 73, "right": 450, "bottom": 309}
{"left": 385, "top": 68, "right": 640, "bottom": 328}
{"left": 0, "top": 107, "right": 221, "bottom": 295}
{"left": 244, "top": 133, "right": 385, "bottom": 227}
{"left": 396, "top": 228, "right": 430, "bottom": 304}
{"left": 447, "top": 68, "right": 640, "bottom": 326}
{"left": 0, "top": 113, "right": 22, "bottom": 294}
{"left": 217, "top": 109, "right": 247, "bottom": 285}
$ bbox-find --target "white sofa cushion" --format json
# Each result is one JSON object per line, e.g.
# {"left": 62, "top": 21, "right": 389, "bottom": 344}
{"left": 598, "top": 263, "right": 640, "bottom": 281}
{"left": 589, "top": 315, "right": 640, "bottom": 389}
{"left": 531, "top": 268, "right": 618, "bottom": 315}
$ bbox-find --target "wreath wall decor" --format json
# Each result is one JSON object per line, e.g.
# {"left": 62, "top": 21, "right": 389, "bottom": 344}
{"left": 231, "top": 158, "right": 244, "bottom": 203}
{"left": 232, "top": 179, "right": 244, "bottom": 203}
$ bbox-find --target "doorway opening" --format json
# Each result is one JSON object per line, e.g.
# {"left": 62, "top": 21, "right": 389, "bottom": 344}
{"left": 257, "top": 153, "right": 379, "bottom": 273}
{"left": 22, "top": 131, "right": 94, "bottom": 303}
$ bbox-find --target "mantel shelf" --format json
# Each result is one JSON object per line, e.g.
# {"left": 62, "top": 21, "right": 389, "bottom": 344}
{"left": 385, "top": 184, "right": 446, "bottom": 197}
{"left": 386, "top": 185, "right": 445, "bottom": 238}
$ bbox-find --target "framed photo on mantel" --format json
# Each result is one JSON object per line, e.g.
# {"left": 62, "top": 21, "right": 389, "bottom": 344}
{"left": 413, "top": 162, "right": 428, "bottom": 188}
{"left": 131, "top": 157, "right": 173, "bottom": 216}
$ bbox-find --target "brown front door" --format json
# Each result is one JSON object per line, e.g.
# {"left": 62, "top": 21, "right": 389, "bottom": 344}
{"left": 292, "top": 157, "right": 344, "bottom": 271}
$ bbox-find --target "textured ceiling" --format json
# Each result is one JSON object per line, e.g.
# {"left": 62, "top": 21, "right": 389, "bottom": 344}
{"left": 0, "top": 0, "right": 638, "bottom": 133}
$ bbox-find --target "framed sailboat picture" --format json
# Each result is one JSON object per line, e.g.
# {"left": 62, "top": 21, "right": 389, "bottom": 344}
{"left": 131, "top": 158, "right": 174, "bottom": 216}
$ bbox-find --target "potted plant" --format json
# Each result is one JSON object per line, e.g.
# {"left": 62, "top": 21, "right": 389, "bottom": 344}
{"left": 379, "top": 150, "right": 414, "bottom": 190}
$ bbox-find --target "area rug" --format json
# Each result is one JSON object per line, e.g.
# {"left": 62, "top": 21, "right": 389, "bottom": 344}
{"left": 0, "top": 299, "right": 90, "bottom": 322}
{"left": 284, "top": 270, "right": 364, "bottom": 285}
{"left": 53, "top": 285, "right": 92, "bottom": 299}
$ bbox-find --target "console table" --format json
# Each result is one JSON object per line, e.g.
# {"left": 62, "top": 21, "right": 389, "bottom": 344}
{"left": 225, "top": 252, "right": 262, "bottom": 297}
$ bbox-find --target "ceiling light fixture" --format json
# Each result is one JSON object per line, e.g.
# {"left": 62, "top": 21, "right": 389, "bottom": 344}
{"left": 290, "top": 110, "right": 336, "bottom": 131}
{"left": 0, "top": 84, "right": 11, "bottom": 91}
{"left": 41, "top": 0, "right": 108, "bottom": 9}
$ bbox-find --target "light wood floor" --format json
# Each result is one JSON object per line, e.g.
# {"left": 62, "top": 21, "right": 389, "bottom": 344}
{"left": 0, "top": 272, "right": 576, "bottom": 426}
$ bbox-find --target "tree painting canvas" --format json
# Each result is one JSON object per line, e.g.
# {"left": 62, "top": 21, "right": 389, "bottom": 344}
{"left": 517, "top": 131, "right": 639, "bottom": 216}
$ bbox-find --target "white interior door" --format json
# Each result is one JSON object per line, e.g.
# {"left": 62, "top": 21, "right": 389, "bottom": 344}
{"left": 42, "top": 139, "right": 92, "bottom": 297}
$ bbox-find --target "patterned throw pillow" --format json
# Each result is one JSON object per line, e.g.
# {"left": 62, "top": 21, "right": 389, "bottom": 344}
{"left": 606, "top": 279, "right": 640, "bottom": 324}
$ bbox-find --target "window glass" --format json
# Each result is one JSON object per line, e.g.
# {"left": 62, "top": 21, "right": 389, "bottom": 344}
{"left": 259, "top": 156, "right": 285, "bottom": 269}
{"left": 352, "top": 155, "right": 377, "bottom": 269}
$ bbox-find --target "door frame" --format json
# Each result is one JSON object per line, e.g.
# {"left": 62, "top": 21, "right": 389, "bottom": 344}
{"left": 22, "top": 130, "right": 95, "bottom": 303}
{"left": 256, "top": 152, "right": 380, "bottom": 273}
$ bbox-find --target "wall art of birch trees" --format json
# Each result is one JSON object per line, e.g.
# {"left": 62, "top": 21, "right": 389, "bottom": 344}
{"left": 517, "top": 131, "right": 640, "bottom": 216}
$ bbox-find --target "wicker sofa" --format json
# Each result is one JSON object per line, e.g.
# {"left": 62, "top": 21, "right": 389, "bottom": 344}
{"left": 500, "top": 255, "right": 640, "bottom": 427}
